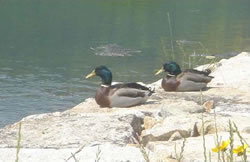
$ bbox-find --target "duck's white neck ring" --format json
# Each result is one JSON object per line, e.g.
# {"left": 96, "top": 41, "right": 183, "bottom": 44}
{"left": 167, "top": 74, "right": 175, "bottom": 77}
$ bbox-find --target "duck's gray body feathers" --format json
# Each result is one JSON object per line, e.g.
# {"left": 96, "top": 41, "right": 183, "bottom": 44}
{"left": 95, "top": 83, "right": 154, "bottom": 108}
{"left": 162, "top": 71, "right": 213, "bottom": 92}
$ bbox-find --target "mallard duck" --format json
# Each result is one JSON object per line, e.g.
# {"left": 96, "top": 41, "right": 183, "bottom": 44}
{"left": 86, "top": 65, "right": 154, "bottom": 108}
{"left": 155, "top": 61, "right": 214, "bottom": 91}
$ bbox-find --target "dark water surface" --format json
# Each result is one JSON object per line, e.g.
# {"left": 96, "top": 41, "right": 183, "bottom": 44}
{"left": 0, "top": 0, "right": 250, "bottom": 128}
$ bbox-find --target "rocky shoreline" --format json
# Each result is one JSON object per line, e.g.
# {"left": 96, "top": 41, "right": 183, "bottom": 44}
{"left": 0, "top": 52, "right": 250, "bottom": 162}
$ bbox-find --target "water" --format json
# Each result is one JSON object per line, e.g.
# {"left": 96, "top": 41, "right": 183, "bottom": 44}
{"left": 0, "top": 0, "right": 250, "bottom": 128}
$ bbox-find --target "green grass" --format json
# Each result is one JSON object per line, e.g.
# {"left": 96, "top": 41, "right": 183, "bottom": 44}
{"left": 135, "top": 133, "right": 150, "bottom": 162}
{"left": 175, "top": 138, "right": 186, "bottom": 162}
{"left": 214, "top": 109, "right": 221, "bottom": 162}
{"left": 229, "top": 120, "right": 234, "bottom": 162}
{"left": 15, "top": 122, "right": 22, "bottom": 162}
{"left": 65, "top": 144, "right": 85, "bottom": 162}
{"left": 95, "top": 146, "right": 101, "bottom": 162}
{"left": 167, "top": 12, "right": 175, "bottom": 61}
{"left": 200, "top": 90, "right": 208, "bottom": 162}
{"left": 233, "top": 122, "right": 248, "bottom": 162}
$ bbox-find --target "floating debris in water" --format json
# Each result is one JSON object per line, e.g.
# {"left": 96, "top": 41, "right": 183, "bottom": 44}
{"left": 190, "top": 52, "right": 238, "bottom": 58}
{"left": 90, "top": 44, "right": 141, "bottom": 57}
{"left": 205, "top": 56, "right": 216, "bottom": 59}
{"left": 190, "top": 52, "right": 208, "bottom": 57}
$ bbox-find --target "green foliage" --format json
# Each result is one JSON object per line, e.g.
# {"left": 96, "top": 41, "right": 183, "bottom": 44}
{"left": 15, "top": 122, "right": 22, "bottom": 162}
{"left": 95, "top": 146, "right": 101, "bottom": 162}
{"left": 175, "top": 138, "right": 186, "bottom": 162}
{"left": 200, "top": 90, "right": 208, "bottom": 162}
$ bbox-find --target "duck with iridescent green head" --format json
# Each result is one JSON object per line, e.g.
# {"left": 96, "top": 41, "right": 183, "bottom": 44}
{"left": 155, "top": 61, "right": 214, "bottom": 91}
{"left": 86, "top": 65, "right": 154, "bottom": 108}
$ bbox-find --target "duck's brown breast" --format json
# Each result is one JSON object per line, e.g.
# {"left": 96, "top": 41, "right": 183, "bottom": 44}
{"left": 95, "top": 87, "right": 111, "bottom": 108}
{"left": 162, "top": 76, "right": 180, "bottom": 91}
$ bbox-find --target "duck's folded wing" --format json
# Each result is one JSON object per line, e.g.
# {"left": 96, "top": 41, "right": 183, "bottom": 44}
{"left": 109, "top": 88, "right": 150, "bottom": 107}
{"left": 184, "top": 69, "right": 211, "bottom": 75}
{"left": 180, "top": 72, "right": 213, "bottom": 83}
{"left": 112, "top": 88, "right": 148, "bottom": 97}
{"left": 112, "top": 82, "right": 151, "bottom": 91}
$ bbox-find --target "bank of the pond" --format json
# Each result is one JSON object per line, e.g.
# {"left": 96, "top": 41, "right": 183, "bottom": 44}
{"left": 0, "top": 52, "right": 250, "bottom": 162}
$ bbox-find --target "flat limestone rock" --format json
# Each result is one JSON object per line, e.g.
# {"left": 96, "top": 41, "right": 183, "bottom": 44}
{"left": 0, "top": 144, "right": 146, "bottom": 162}
{"left": 0, "top": 110, "right": 145, "bottom": 148}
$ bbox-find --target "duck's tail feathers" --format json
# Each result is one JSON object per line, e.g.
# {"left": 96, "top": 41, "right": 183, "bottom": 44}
{"left": 148, "top": 87, "right": 155, "bottom": 96}
{"left": 202, "top": 68, "right": 215, "bottom": 79}
{"left": 203, "top": 69, "right": 212, "bottom": 75}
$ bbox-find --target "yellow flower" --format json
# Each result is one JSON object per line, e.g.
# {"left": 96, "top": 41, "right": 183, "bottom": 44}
{"left": 212, "top": 145, "right": 220, "bottom": 153}
{"left": 233, "top": 144, "right": 248, "bottom": 156}
{"left": 212, "top": 140, "right": 230, "bottom": 152}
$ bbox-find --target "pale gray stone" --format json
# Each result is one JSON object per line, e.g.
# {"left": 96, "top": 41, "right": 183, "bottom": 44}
{"left": 0, "top": 112, "right": 144, "bottom": 148}
{"left": 0, "top": 144, "right": 146, "bottom": 162}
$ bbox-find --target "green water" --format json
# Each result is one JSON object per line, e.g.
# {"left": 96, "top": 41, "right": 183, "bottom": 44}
{"left": 0, "top": 0, "right": 250, "bottom": 128}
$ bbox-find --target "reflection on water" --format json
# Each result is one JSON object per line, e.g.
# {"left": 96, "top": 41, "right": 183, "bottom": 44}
{"left": 0, "top": 0, "right": 250, "bottom": 127}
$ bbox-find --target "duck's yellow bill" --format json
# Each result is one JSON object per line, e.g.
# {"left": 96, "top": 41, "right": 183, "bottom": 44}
{"left": 85, "top": 70, "right": 96, "bottom": 78}
{"left": 155, "top": 67, "right": 164, "bottom": 75}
